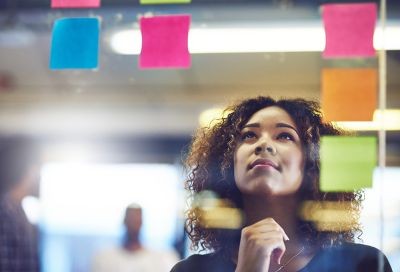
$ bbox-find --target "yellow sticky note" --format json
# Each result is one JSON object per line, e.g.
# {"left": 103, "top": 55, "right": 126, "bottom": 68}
{"left": 140, "top": 0, "right": 190, "bottom": 4}
{"left": 320, "top": 136, "right": 376, "bottom": 192}
{"left": 321, "top": 68, "right": 377, "bottom": 121}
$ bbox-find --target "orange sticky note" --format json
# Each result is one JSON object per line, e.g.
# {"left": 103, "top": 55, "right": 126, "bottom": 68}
{"left": 321, "top": 68, "right": 377, "bottom": 121}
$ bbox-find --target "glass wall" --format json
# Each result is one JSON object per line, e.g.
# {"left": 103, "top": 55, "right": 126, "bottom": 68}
{"left": 0, "top": 0, "right": 399, "bottom": 271}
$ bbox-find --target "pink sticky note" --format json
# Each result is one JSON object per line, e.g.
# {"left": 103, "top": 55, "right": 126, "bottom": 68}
{"left": 51, "top": 0, "right": 100, "bottom": 8}
{"left": 139, "top": 15, "right": 191, "bottom": 69}
{"left": 322, "top": 3, "right": 376, "bottom": 58}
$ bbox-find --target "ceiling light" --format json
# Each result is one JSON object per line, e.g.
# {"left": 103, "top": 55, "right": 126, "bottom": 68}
{"left": 334, "top": 109, "right": 400, "bottom": 131}
{"left": 199, "top": 107, "right": 231, "bottom": 128}
{"left": 199, "top": 108, "right": 400, "bottom": 131}
{"left": 110, "top": 23, "right": 400, "bottom": 54}
{"left": 0, "top": 28, "right": 36, "bottom": 47}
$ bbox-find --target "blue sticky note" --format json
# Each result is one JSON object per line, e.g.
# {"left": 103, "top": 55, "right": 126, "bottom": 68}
{"left": 50, "top": 18, "right": 100, "bottom": 69}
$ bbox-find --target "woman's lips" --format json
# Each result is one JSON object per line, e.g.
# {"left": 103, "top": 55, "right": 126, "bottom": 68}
{"left": 249, "top": 158, "right": 279, "bottom": 170}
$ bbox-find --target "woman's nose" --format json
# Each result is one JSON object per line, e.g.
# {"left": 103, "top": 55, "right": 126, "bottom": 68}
{"left": 255, "top": 139, "right": 277, "bottom": 155}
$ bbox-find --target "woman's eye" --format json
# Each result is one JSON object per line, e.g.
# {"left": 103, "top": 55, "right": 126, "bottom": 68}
{"left": 240, "top": 131, "right": 256, "bottom": 141}
{"left": 277, "top": 132, "right": 294, "bottom": 141}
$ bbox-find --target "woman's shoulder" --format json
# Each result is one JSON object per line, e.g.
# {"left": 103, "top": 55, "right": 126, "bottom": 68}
{"left": 304, "top": 242, "right": 393, "bottom": 272}
{"left": 330, "top": 242, "right": 389, "bottom": 258}
{"left": 342, "top": 242, "right": 382, "bottom": 250}
{"left": 170, "top": 252, "right": 235, "bottom": 272}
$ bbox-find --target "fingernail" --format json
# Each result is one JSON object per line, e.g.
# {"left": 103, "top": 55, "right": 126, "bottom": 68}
{"left": 285, "top": 234, "right": 290, "bottom": 241}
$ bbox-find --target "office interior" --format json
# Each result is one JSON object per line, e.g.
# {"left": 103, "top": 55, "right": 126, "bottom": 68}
{"left": 0, "top": 0, "right": 399, "bottom": 271}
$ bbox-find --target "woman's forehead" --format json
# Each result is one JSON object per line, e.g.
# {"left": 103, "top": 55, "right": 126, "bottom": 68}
{"left": 246, "top": 106, "right": 296, "bottom": 126}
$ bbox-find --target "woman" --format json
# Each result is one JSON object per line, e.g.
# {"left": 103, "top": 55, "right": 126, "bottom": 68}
{"left": 171, "top": 96, "right": 392, "bottom": 272}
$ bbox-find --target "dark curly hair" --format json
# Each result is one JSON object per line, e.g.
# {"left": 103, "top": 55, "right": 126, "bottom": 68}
{"left": 184, "top": 96, "right": 363, "bottom": 255}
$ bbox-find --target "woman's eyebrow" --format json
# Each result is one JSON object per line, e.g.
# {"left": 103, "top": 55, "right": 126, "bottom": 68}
{"left": 276, "top": 122, "right": 299, "bottom": 135}
{"left": 242, "top": 123, "right": 260, "bottom": 129}
{"left": 242, "top": 122, "right": 299, "bottom": 136}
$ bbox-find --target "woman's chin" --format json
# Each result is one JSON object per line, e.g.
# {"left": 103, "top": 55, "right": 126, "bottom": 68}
{"left": 245, "top": 184, "right": 300, "bottom": 198}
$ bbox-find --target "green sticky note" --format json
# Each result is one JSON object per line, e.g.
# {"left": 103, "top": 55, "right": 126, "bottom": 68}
{"left": 320, "top": 136, "right": 376, "bottom": 192}
{"left": 140, "top": 0, "right": 190, "bottom": 4}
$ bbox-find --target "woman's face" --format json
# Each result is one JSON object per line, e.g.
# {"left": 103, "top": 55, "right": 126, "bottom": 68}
{"left": 234, "top": 106, "right": 305, "bottom": 196}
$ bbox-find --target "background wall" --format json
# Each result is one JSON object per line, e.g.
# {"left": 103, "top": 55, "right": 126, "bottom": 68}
{"left": 1, "top": 0, "right": 399, "bottom": 271}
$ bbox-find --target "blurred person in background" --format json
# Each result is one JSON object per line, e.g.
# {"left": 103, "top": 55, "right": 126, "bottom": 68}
{"left": 0, "top": 138, "right": 41, "bottom": 272}
{"left": 171, "top": 96, "right": 392, "bottom": 272}
{"left": 173, "top": 224, "right": 188, "bottom": 260}
{"left": 92, "top": 203, "right": 179, "bottom": 272}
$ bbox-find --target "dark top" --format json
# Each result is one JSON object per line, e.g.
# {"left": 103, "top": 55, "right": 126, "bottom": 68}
{"left": 0, "top": 196, "right": 40, "bottom": 272}
{"left": 171, "top": 243, "right": 393, "bottom": 272}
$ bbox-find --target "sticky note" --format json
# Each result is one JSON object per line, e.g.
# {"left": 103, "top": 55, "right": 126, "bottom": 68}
{"left": 139, "top": 15, "right": 191, "bottom": 69}
{"left": 320, "top": 136, "right": 376, "bottom": 192}
{"left": 299, "top": 201, "right": 357, "bottom": 232}
{"left": 51, "top": 0, "right": 100, "bottom": 8}
{"left": 140, "top": 0, "right": 190, "bottom": 4}
{"left": 321, "top": 68, "right": 377, "bottom": 121}
{"left": 322, "top": 3, "right": 376, "bottom": 58}
{"left": 50, "top": 18, "right": 100, "bottom": 70}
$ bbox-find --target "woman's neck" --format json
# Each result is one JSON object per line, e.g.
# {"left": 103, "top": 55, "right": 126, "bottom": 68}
{"left": 242, "top": 193, "right": 301, "bottom": 246}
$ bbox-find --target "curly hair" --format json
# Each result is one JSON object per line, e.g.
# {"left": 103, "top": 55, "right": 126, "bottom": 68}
{"left": 184, "top": 96, "right": 363, "bottom": 255}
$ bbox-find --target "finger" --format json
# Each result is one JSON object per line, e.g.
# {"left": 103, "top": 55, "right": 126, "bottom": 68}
{"left": 255, "top": 218, "right": 290, "bottom": 240}
{"left": 249, "top": 221, "right": 290, "bottom": 241}
{"left": 282, "top": 231, "right": 290, "bottom": 241}
{"left": 262, "top": 236, "right": 286, "bottom": 264}
{"left": 251, "top": 230, "right": 286, "bottom": 241}
{"left": 273, "top": 248, "right": 284, "bottom": 265}
{"left": 250, "top": 217, "right": 278, "bottom": 227}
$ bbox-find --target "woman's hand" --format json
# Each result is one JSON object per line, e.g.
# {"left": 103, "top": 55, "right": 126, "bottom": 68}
{"left": 235, "top": 218, "right": 289, "bottom": 272}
